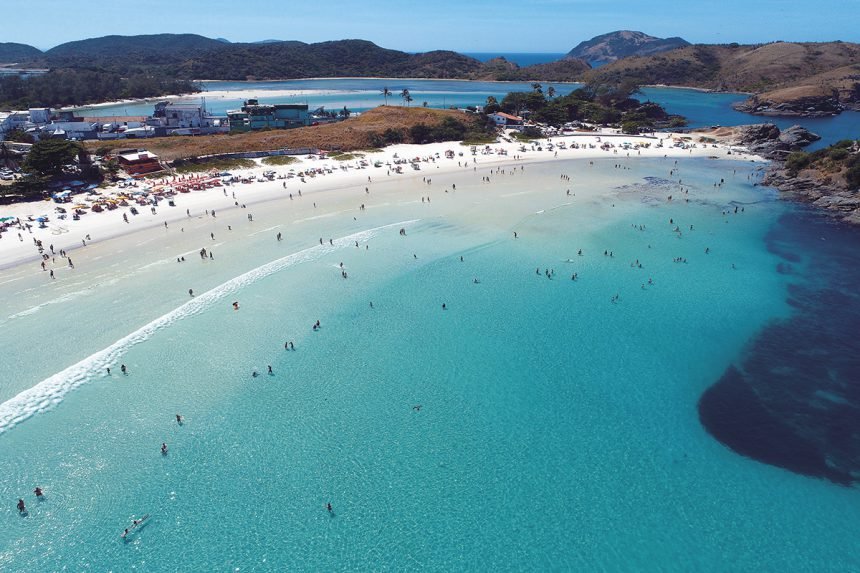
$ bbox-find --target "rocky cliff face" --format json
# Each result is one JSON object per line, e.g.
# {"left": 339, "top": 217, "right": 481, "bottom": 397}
{"left": 728, "top": 124, "right": 860, "bottom": 224}
{"left": 763, "top": 169, "right": 860, "bottom": 224}
{"left": 733, "top": 93, "right": 844, "bottom": 117}
{"left": 732, "top": 123, "right": 820, "bottom": 159}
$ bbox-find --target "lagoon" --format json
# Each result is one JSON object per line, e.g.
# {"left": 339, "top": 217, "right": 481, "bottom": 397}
{"left": 76, "top": 79, "right": 860, "bottom": 149}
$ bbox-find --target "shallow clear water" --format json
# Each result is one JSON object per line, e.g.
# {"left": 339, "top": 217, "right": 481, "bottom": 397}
{"left": 2, "top": 157, "right": 859, "bottom": 571}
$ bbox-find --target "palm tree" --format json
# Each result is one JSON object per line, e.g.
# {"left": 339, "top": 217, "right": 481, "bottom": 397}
{"left": 401, "top": 88, "right": 411, "bottom": 107}
{"left": 382, "top": 87, "right": 391, "bottom": 106}
{"left": 531, "top": 83, "right": 543, "bottom": 94}
{"left": 547, "top": 86, "right": 556, "bottom": 99}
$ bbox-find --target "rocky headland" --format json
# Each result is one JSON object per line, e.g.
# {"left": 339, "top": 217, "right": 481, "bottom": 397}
{"left": 709, "top": 124, "right": 860, "bottom": 224}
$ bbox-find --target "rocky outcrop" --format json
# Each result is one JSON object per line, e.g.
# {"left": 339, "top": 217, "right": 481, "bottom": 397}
{"left": 778, "top": 125, "right": 822, "bottom": 147}
{"left": 733, "top": 93, "right": 843, "bottom": 117}
{"left": 731, "top": 123, "right": 820, "bottom": 159}
{"left": 722, "top": 124, "right": 860, "bottom": 224}
{"left": 763, "top": 168, "right": 860, "bottom": 225}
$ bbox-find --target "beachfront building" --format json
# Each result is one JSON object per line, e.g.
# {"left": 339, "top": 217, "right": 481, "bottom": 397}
{"left": 488, "top": 112, "right": 524, "bottom": 129}
{"left": 227, "top": 100, "right": 310, "bottom": 132}
{"left": 116, "top": 150, "right": 163, "bottom": 177}
{"left": 0, "top": 110, "right": 32, "bottom": 139}
{"left": 42, "top": 121, "right": 100, "bottom": 141}
{"left": 29, "top": 108, "right": 52, "bottom": 124}
{"left": 150, "top": 101, "right": 228, "bottom": 136}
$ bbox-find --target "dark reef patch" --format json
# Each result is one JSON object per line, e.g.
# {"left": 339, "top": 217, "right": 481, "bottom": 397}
{"left": 698, "top": 209, "right": 860, "bottom": 485}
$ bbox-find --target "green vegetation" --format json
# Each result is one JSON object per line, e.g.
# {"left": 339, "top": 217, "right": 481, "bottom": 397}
{"left": 785, "top": 140, "right": 860, "bottom": 189}
{"left": 366, "top": 115, "right": 495, "bottom": 148}
{"left": 460, "top": 133, "right": 498, "bottom": 146}
{"left": 3, "top": 129, "right": 34, "bottom": 144}
{"left": 261, "top": 155, "right": 299, "bottom": 166}
{"left": 499, "top": 81, "right": 683, "bottom": 131}
{"left": 328, "top": 152, "right": 365, "bottom": 161}
{"left": 510, "top": 127, "right": 543, "bottom": 141}
{"left": 171, "top": 157, "right": 255, "bottom": 173}
{"left": 0, "top": 69, "right": 199, "bottom": 109}
{"left": 1, "top": 139, "right": 99, "bottom": 201}
{"left": 22, "top": 140, "right": 86, "bottom": 177}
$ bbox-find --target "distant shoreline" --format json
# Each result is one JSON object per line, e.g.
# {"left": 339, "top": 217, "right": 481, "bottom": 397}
{"left": 66, "top": 79, "right": 749, "bottom": 114}
{"left": 193, "top": 77, "right": 583, "bottom": 85}
{"left": 641, "top": 84, "right": 752, "bottom": 96}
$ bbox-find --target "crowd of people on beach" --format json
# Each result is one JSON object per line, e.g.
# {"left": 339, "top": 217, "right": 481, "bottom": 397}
{"left": 8, "top": 131, "right": 758, "bottom": 537}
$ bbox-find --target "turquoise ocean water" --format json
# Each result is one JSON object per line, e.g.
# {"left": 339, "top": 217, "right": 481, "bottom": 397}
{"left": 2, "top": 156, "right": 859, "bottom": 570}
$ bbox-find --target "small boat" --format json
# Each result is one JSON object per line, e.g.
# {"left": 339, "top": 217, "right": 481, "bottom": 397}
{"left": 121, "top": 514, "right": 150, "bottom": 539}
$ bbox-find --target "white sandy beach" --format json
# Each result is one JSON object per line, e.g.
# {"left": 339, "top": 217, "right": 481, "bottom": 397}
{"left": 0, "top": 129, "right": 762, "bottom": 272}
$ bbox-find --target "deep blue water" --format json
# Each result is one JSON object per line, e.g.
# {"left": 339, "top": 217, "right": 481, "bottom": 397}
{"left": 699, "top": 208, "right": 860, "bottom": 485}
{"left": 640, "top": 87, "right": 860, "bottom": 151}
{"left": 461, "top": 52, "right": 566, "bottom": 66}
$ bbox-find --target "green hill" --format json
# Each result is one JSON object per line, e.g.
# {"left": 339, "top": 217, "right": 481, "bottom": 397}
{"left": 172, "top": 39, "right": 489, "bottom": 80}
{"left": 0, "top": 42, "right": 42, "bottom": 64}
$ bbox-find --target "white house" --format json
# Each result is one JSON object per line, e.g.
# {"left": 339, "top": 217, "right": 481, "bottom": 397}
{"left": 488, "top": 112, "right": 524, "bottom": 128}
{"left": 0, "top": 110, "right": 31, "bottom": 138}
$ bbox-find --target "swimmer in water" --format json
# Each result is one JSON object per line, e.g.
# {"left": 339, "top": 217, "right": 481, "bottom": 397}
{"left": 268, "top": 365, "right": 273, "bottom": 375}
{"left": 188, "top": 288, "right": 194, "bottom": 297}
{"left": 233, "top": 301, "right": 239, "bottom": 311}
{"left": 34, "top": 487, "right": 43, "bottom": 498}
{"left": 176, "top": 414, "right": 183, "bottom": 425}
{"left": 17, "top": 499, "right": 26, "bottom": 513}
{"left": 161, "top": 443, "right": 168, "bottom": 455}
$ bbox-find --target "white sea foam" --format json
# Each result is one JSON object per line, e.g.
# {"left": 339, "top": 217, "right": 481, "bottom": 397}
{"left": 0, "top": 220, "right": 417, "bottom": 435}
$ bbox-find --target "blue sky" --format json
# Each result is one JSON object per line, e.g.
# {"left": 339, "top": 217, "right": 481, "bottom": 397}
{"left": 8, "top": 0, "right": 858, "bottom": 51}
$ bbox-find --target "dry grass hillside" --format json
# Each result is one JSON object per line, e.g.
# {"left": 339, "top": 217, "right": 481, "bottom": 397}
{"left": 756, "top": 64, "right": 860, "bottom": 103}
{"left": 584, "top": 41, "right": 860, "bottom": 93}
{"left": 86, "top": 107, "right": 483, "bottom": 161}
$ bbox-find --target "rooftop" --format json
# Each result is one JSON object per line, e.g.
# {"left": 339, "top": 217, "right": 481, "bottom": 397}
{"left": 118, "top": 151, "right": 159, "bottom": 162}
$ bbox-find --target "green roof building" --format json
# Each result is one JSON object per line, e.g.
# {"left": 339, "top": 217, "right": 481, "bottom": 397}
{"left": 227, "top": 99, "right": 310, "bottom": 132}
